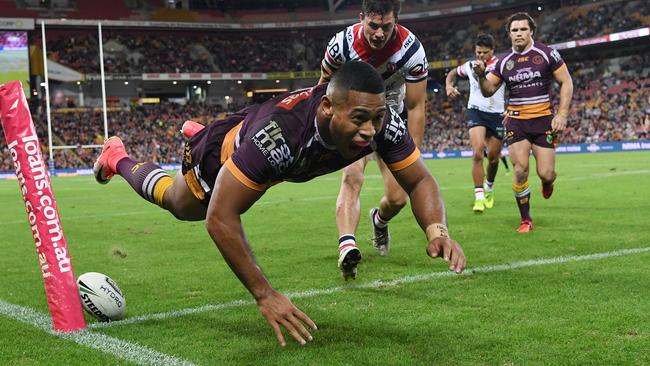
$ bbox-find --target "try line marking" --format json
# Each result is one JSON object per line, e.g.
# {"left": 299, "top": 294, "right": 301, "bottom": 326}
{"left": 0, "top": 299, "right": 195, "bottom": 366}
{"left": 89, "top": 246, "right": 650, "bottom": 330}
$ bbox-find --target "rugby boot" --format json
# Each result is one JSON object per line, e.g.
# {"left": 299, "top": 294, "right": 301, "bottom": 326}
{"left": 484, "top": 190, "right": 494, "bottom": 209}
{"left": 181, "top": 120, "right": 205, "bottom": 138}
{"left": 473, "top": 198, "right": 485, "bottom": 213}
{"left": 369, "top": 208, "right": 390, "bottom": 256}
{"left": 516, "top": 219, "right": 534, "bottom": 233}
{"left": 93, "top": 137, "right": 128, "bottom": 184}
{"left": 338, "top": 246, "right": 362, "bottom": 281}
{"left": 542, "top": 182, "right": 554, "bottom": 199}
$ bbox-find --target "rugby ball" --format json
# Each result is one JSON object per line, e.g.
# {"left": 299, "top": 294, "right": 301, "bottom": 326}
{"left": 77, "top": 272, "right": 126, "bottom": 322}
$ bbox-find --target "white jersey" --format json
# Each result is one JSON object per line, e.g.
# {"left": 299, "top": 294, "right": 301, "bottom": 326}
{"left": 456, "top": 56, "right": 505, "bottom": 114}
{"left": 322, "top": 23, "right": 428, "bottom": 114}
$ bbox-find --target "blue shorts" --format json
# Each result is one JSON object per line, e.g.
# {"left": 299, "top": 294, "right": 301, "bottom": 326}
{"left": 466, "top": 109, "right": 505, "bottom": 140}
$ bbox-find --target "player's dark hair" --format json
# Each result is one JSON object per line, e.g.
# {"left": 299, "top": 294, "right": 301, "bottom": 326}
{"left": 328, "top": 61, "right": 385, "bottom": 101}
{"left": 362, "top": 0, "right": 401, "bottom": 18}
{"left": 475, "top": 33, "right": 495, "bottom": 49}
{"left": 506, "top": 12, "right": 537, "bottom": 35}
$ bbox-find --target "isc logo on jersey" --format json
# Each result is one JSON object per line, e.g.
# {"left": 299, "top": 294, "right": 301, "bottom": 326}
{"left": 252, "top": 121, "right": 293, "bottom": 172}
{"left": 77, "top": 272, "right": 126, "bottom": 322}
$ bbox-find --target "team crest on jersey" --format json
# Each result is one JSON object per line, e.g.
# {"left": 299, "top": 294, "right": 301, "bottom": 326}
{"left": 383, "top": 108, "right": 407, "bottom": 144}
{"left": 532, "top": 55, "right": 544, "bottom": 65}
{"left": 251, "top": 120, "right": 293, "bottom": 172}
{"left": 506, "top": 60, "right": 515, "bottom": 71}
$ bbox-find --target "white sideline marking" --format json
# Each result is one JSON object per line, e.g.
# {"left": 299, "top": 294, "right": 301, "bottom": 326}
{"left": 89, "top": 246, "right": 650, "bottom": 330}
{"left": 0, "top": 299, "right": 195, "bottom": 366}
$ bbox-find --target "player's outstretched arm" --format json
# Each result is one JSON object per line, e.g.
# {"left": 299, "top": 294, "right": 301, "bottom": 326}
{"left": 206, "top": 166, "right": 317, "bottom": 347}
{"left": 392, "top": 159, "right": 466, "bottom": 273}
{"left": 405, "top": 80, "right": 428, "bottom": 147}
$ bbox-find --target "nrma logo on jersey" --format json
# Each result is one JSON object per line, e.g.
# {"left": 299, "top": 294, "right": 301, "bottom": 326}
{"left": 508, "top": 67, "right": 541, "bottom": 83}
{"left": 252, "top": 121, "right": 294, "bottom": 172}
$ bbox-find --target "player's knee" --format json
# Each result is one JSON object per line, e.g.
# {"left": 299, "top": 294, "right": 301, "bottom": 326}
{"left": 513, "top": 165, "right": 529, "bottom": 181}
{"left": 538, "top": 168, "right": 556, "bottom": 183}
{"left": 471, "top": 149, "right": 484, "bottom": 162}
{"left": 385, "top": 192, "right": 407, "bottom": 210}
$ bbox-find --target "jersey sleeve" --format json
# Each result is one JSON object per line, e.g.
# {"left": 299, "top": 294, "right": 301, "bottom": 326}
{"left": 226, "top": 117, "right": 294, "bottom": 191}
{"left": 375, "top": 107, "right": 420, "bottom": 171}
{"left": 321, "top": 30, "right": 346, "bottom": 77}
{"left": 456, "top": 61, "right": 471, "bottom": 79}
{"left": 547, "top": 46, "right": 565, "bottom": 72}
{"left": 404, "top": 37, "right": 428, "bottom": 83}
{"left": 489, "top": 57, "right": 503, "bottom": 81}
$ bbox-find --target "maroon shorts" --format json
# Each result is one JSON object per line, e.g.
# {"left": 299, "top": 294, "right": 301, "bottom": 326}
{"left": 504, "top": 115, "right": 558, "bottom": 148}
{"left": 181, "top": 114, "right": 245, "bottom": 206}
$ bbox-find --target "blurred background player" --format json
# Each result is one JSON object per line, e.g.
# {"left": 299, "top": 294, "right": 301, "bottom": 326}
{"left": 446, "top": 33, "right": 506, "bottom": 213}
{"left": 473, "top": 12, "right": 573, "bottom": 233}
{"left": 319, "top": 0, "right": 428, "bottom": 279}
{"left": 93, "top": 61, "right": 465, "bottom": 345}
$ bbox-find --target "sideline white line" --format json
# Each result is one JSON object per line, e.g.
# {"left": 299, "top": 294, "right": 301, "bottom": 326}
{"left": 89, "top": 246, "right": 650, "bottom": 330}
{"left": 0, "top": 299, "right": 195, "bottom": 366}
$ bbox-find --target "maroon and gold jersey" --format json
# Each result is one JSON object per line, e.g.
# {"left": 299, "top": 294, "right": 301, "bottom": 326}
{"left": 491, "top": 41, "right": 566, "bottom": 119}
{"left": 183, "top": 84, "right": 419, "bottom": 201}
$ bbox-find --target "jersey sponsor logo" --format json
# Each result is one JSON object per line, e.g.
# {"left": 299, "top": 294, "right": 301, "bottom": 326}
{"left": 508, "top": 67, "right": 542, "bottom": 83}
{"left": 517, "top": 56, "right": 529, "bottom": 63}
{"left": 277, "top": 89, "right": 311, "bottom": 110}
{"left": 383, "top": 108, "right": 407, "bottom": 144}
{"left": 409, "top": 63, "right": 425, "bottom": 77}
{"left": 506, "top": 60, "right": 515, "bottom": 71}
{"left": 327, "top": 42, "right": 343, "bottom": 65}
{"left": 403, "top": 34, "right": 414, "bottom": 49}
{"left": 532, "top": 55, "right": 544, "bottom": 65}
{"left": 251, "top": 120, "right": 294, "bottom": 172}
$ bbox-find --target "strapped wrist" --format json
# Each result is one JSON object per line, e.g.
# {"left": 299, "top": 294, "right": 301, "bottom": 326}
{"left": 426, "top": 223, "right": 449, "bottom": 241}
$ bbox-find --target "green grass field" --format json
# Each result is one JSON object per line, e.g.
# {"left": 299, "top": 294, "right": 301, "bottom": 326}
{"left": 1, "top": 152, "right": 649, "bottom": 365}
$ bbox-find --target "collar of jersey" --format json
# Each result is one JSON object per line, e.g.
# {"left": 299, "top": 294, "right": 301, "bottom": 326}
{"left": 314, "top": 116, "right": 337, "bottom": 150}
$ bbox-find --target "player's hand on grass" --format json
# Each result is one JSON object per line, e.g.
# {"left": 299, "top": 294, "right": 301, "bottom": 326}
{"left": 446, "top": 86, "right": 460, "bottom": 99}
{"left": 426, "top": 237, "right": 466, "bottom": 274}
{"left": 257, "top": 290, "right": 317, "bottom": 347}
{"left": 551, "top": 113, "right": 567, "bottom": 133}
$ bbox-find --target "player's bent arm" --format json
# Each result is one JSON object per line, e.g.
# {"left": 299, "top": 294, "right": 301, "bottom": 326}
{"left": 445, "top": 70, "right": 460, "bottom": 99}
{"left": 318, "top": 61, "right": 333, "bottom": 85}
{"left": 478, "top": 73, "right": 502, "bottom": 98}
{"left": 391, "top": 159, "right": 466, "bottom": 273}
{"left": 405, "top": 80, "right": 427, "bottom": 147}
{"left": 553, "top": 64, "right": 574, "bottom": 119}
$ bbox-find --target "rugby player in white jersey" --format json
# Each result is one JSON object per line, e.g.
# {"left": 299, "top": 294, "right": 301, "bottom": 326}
{"left": 319, "top": 0, "right": 429, "bottom": 279}
{"left": 446, "top": 33, "right": 507, "bottom": 213}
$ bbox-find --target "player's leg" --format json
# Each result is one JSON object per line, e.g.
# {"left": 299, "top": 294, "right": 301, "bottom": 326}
{"left": 469, "top": 126, "right": 487, "bottom": 212}
{"left": 370, "top": 156, "right": 408, "bottom": 256}
{"left": 484, "top": 134, "right": 504, "bottom": 208}
{"left": 532, "top": 143, "right": 557, "bottom": 199}
{"left": 336, "top": 156, "right": 368, "bottom": 280}
{"left": 94, "top": 137, "right": 206, "bottom": 221}
{"left": 507, "top": 135, "right": 534, "bottom": 233}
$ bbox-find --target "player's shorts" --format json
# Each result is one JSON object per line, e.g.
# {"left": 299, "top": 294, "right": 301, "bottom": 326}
{"left": 182, "top": 114, "right": 245, "bottom": 206}
{"left": 504, "top": 114, "right": 558, "bottom": 148}
{"left": 466, "top": 108, "right": 505, "bottom": 140}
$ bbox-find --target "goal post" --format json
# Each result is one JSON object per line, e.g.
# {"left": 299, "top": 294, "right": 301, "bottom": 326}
{"left": 0, "top": 80, "right": 86, "bottom": 332}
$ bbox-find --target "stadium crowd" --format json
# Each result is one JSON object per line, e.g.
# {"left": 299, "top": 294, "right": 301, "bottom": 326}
{"left": 41, "top": 0, "right": 649, "bottom": 75}
{"left": 1, "top": 52, "right": 649, "bottom": 171}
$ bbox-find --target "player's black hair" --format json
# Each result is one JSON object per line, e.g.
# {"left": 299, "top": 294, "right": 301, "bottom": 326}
{"left": 362, "top": 0, "right": 401, "bottom": 18}
{"left": 506, "top": 12, "right": 537, "bottom": 36}
{"left": 475, "top": 33, "right": 496, "bottom": 50}
{"left": 328, "top": 61, "right": 385, "bottom": 101}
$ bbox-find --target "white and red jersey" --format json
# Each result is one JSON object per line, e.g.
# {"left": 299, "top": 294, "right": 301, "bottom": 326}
{"left": 456, "top": 56, "right": 505, "bottom": 114}
{"left": 321, "top": 23, "right": 428, "bottom": 114}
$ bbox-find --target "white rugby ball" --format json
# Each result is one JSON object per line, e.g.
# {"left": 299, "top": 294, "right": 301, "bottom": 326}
{"left": 77, "top": 272, "right": 126, "bottom": 322}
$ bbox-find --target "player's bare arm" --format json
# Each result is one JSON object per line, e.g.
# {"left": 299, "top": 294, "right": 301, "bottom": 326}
{"left": 445, "top": 69, "right": 460, "bottom": 99}
{"left": 319, "top": 60, "right": 334, "bottom": 84}
{"left": 472, "top": 60, "right": 502, "bottom": 97}
{"left": 405, "top": 80, "right": 427, "bottom": 146}
{"left": 206, "top": 166, "right": 317, "bottom": 347}
{"left": 551, "top": 64, "right": 574, "bottom": 133}
{"left": 391, "top": 159, "right": 466, "bottom": 273}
